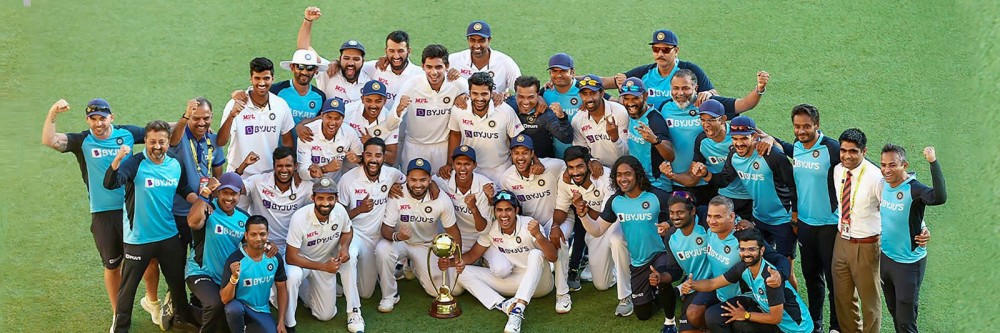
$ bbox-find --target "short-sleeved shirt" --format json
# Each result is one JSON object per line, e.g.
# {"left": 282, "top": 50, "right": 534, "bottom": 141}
{"left": 598, "top": 189, "right": 670, "bottom": 267}
{"left": 186, "top": 200, "right": 249, "bottom": 284}
{"left": 448, "top": 102, "right": 524, "bottom": 168}
{"left": 270, "top": 80, "right": 326, "bottom": 125}
{"left": 337, "top": 166, "right": 406, "bottom": 239}
{"left": 693, "top": 128, "right": 750, "bottom": 200}
{"left": 65, "top": 125, "right": 145, "bottom": 213}
{"left": 779, "top": 134, "right": 840, "bottom": 226}
{"left": 286, "top": 203, "right": 352, "bottom": 263}
{"left": 448, "top": 49, "right": 522, "bottom": 93}
{"left": 344, "top": 101, "right": 400, "bottom": 145}
{"left": 242, "top": 173, "right": 314, "bottom": 251}
{"left": 434, "top": 172, "right": 495, "bottom": 251}
{"left": 541, "top": 81, "right": 583, "bottom": 158}
{"left": 658, "top": 96, "right": 737, "bottom": 185}
{"left": 879, "top": 161, "right": 946, "bottom": 264}
{"left": 571, "top": 101, "right": 630, "bottom": 167}
{"left": 505, "top": 96, "right": 573, "bottom": 159}
{"left": 499, "top": 158, "right": 565, "bottom": 225}
{"left": 104, "top": 152, "right": 193, "bottom": 245}
{"left": 223, "top": 94, "right": 296, "bottom": 177}
{"left": 317, "top": 70, "right": 370, "bottom": 104}
{"left": 223, "top": 247, "right": 286, "bottom": 313}
{"left": 361, "top": 60, "right": 423, "bottom": 105}
{"left": 389, "top": 76, "right": 469, "bottom": 144}
{"left": 723, "top": 260, "right": 813, "bottom": 333}
{"left": 665, "top": 224, "right": 712, "bottom": 280}
{"left": 706, "top": 230, "right": 741, "bottom": 301}
{"left": 169, "top": 129, "right": 227, "bottom": 216}
{"left": 626, "top": 107, "right": 672, "bottom": 191}
{"left": 383, "top": 187, "right": 458, "bottom": 245}
{"left": 554, "top": 167, "right": 614, "bottom": 222}
{"left": 476, "top": 215, "right": 540, "bottom": 270}
{"left": 711, "top": 149, "right": 796, "bottom": 225}
{"left": 295, "top": 120, "right": 362, "bottom": 182}
{"left": 623, "top": 60, "right": 714, "bottom": 108}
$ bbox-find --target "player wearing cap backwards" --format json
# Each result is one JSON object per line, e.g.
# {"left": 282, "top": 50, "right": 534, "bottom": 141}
{"left": 297, "top": 7, "right": 369, "bottom": 104}
{"left": 571, "top": 74, "right": 630, "bottom": 167}
{"left": 553, "top": 146, "right": 634, "bottom": 316}
{"left": 446, "top": 72, "right": 524, "bottom": 182}
{"left": 104, "top": 120, "right": 202, "bottom": 332}
{"left": 41, "top": 99, "right": 163, "bottom": 327}
{"left": 238, "top": 147, "right": 314, "bottom": 255}
{"left": 218, "top": 57, "right": 296, "bottom": 179}
{"left": 506, "top": 75, "right": 573, "bottom": 159}
{"left": 375, "top": 158, "right": 462, "bottom": 313}
{"left": 607, "top": 29, "right": 716, "bottom": 109}
{"left": 620, "top": 77, "right": 676, "bottom": 192}
{"left": 273, "top": 49, "right": 327, "bottom": 126}
{"left": 540, "top": 53, "right": 585, "bottom": 158}
{"left": 283, "top": 177, "right": 364, "bottom": 333}
{"left": 876, "top": 144, "right": 942, "bottom": 333}
{"left": 448, "top": 20, "right": 522, "bottom": 96}
{"left": 455, "top": 191, "right": 557, "bottom": 333}
{"left": 343, "top": 80, "right": 401, "bottom": 165}
{"left": 221, "top": 216, "right": 289, "bottom": 333}
{"left": 432, "top": 146, "right": 506, "bottom": 270}
{"left": 391, "top": 44, "right": 469, "bottom": 172}
{"left": 296, "top": 97, "right": 362, "bottom": 182}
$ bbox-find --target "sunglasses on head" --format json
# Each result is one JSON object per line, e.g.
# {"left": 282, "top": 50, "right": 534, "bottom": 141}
{"left": 86, "top": 105, "right": 110, "bottom": 113}
{"left": 671, "top": 190, "right": 696, "bottom": 205}
{"left": 295, "top": 64, "right": 318, "bottom": 71}
{"left": 730, "top": 125, "right": 755, "bottom": 133}
{"left": 495, "top": 191, "right": 514, "bottom": 201}
{"left": 620, "top": 84, "right": 643, "bottom": 93}
{"left": 651, "top": 46, "right": 675, "bottom": 54}
{"left": 578, "top": 78, "right": 599, "bottom": 87}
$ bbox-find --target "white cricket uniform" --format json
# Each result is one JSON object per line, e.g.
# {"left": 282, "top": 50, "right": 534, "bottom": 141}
{"left": 337, "top": 165, "right": 405, "bottom": 298}
{"left": 316, "top": 70, "right": 370, "bottom": 104}
{"left": 554, "top": 168, "right": 631, "bottom": 300}
{"left": 284, "top": 204, "right": 358, "bottom": 325}
{"left": 344, "top": 101, "right": 400, "bottom": 145}
{"left": 361, "top": 60, "right": 423, "bottom": 105}
{"left": 295, "top": 120, "right": 362, "bottom": 182}
{"left": 223, "top": 93, "right": 295, "bottom": 177}
{"left": 458, "top": 216, "right": 554, "bottom": 310}
{"left": 448, "top": 49, "right": 522, "bottom": 93}
{"left": 448, "top": 102, "right": 523, "bottom": 182}
{"left": 390, "top": 76, "right": 469, "bottom": 171}
{"left": 434, "top": 172, "right": 517, "bottom": 278}
{"left": 375, "top": 189, "right": 461, "bottom": 300}
{"left": 571, "top": 100, "right": 630, "bottom": 168}
{"left": 242, "top": 173, "right": 313, "bottom": 251}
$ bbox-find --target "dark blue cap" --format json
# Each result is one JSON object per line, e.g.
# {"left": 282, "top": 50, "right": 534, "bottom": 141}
{"left": 319, "top": 97, "right": 346, "bottom": 115}
{"left": 86, "top": 98, "right": 112, "bottom": 117}
{"left": 510, "top": 134, "right": 534, "bottom": 150}
{"left": 217, "top": 172, "right": 245, "bottom": 193}
{"left": 698, "top": 99, "right": 726, "bottom": 117}
{"left": 493, "top": 190, "right": 521, "bottom": 209}
{"left": 362, "top": 80, "right": 387, "bottom": 97}
{"left": 467, "top": 20, "right": 491, "bottom": 38}
{"left": 619, "top": 78, "right": 645, "bottom": 97}
{"left": 576, "top": 74, "right": 602, "bottom": 91}
{"left": 340, "top": 40, "right": 366, "bottom": 56}
{"left": 312, "top": 177, "right": 339, "bottom": 194}
{"left": 407, "top": 158, "right": 432, "bottom": 175}
{"left": 729, "top": 116, "right": 757, "bottom": 136}
{"left": 452, "top": 145, "right": 477, "bottom": 161}
{"left": 548, "top": 53, "right": 574, "bottom": 70}
{"left": 649, "top": 29, "right": 679, "bottom": 46}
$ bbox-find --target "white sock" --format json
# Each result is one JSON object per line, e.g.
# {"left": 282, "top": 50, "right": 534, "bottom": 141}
{"left": 664, "top": 317, "right": 675, "bottom": 325}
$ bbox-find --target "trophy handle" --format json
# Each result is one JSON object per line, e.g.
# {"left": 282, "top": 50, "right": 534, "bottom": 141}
{"left": 449, "top": 248, "right": 462, "bottom": 292}
{"left": 426, "top": 246, "right": 440, "bottom": 297}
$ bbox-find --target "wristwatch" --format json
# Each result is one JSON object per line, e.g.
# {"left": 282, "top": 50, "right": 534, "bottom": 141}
{"left": 744, "top": 312, "right": 751, "bottom": 321}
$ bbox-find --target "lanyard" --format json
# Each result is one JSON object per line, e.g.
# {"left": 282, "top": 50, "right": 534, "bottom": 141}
{"left": 842, "top": 163, "right": 867, "bottom": 208}
{"left": 188, "top": 130, "right": 213, "bottom": 177}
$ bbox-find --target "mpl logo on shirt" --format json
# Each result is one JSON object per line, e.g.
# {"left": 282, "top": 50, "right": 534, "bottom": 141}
{"left": 145, "top": 178, "right": 179, "bottom": 188}
{"left": 244, "top": 125, "right": 278, "bottom": 135}
{"left": 91, "top": 148, "right": 119, "bottom": 158}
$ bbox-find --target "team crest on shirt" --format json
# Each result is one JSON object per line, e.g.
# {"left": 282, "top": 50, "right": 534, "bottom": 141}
{"left": 594, "top": 190, "right": 601, "bottom": 197}
{"left": 424, "top": 206, "right": 433, "bottom": 213}
{"left": 896, "top": 192, "right": 904, "bottom": 200}
{"left": 526, "top": 115, "right": 536, "bottom": 123}
{"left": 337, "top": 146, "right": 345, "bottom": 153}
{"left": 116, "top": 138, "right": 124, "bottom": 145}
{"left": 488, "top": 71, "right": 495, "bottom": 78}
{"left": 381, "top": 184, "right": 389, "bottom": 192}
{"left": 488, "top": 120, "right": 496, "bottom": 128}
{"left": 695, "top": 237, "right": 703, "bottom": 245}
{"left": 724, "top": 245, "right": 732, "bottom": 254}
{"left": 373, "top": 129, "right": 382, "bottom": 136}
{"left": 538, "top": 179, "right": 546, "bottom": 186}
{"left": 812, "top": 150, "right": 820, "bottom": 158}
{"left": 515, "top": 236, "right": 522, "bottom": 244}
{"left": 309, "top": 101, "right": 316, "bottom": 109}
{"left": 239, "top": 220, "right": 246, "bottom": 228}
{"left": 752, "top": 161, "right": 760, "bottom": 170}
{"left": 689, "top": 110, "right": 697, "bottom": 116}
{"left": 444, "top": 97, "right": 452, "bottom": 104}
{"left": 332, "top": 224, "right": 339, "bottom": 231}
{"left": 269, "top": 113, "right": 276, "bottom": 120}
{"left": 267, "top": 263, "right": 275, "bottom": 271}
{"left": 570, "top": 98, "right": 579, "bottom": 105}
{"left": 642, "top": 201, "right": 650, "bottom": 209}
{"left": 758, "top": 287, "right": 765, "bottom": 295}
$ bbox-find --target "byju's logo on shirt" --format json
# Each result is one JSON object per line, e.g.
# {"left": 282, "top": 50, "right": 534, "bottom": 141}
{"left": 145, "top": 178, "right": 179, "bottom": 188}
{"left": 262, "top": 199, "right": 298, "bottom": 212}
{"left": 215, "top": 225, "right": 242, "bottom": 238}
{"left": 464, "top": 130, "right": 499, "bottom": 139}
{"left": 415, "top": 108, "right": 449, "bottom": 117}
{"left": 91, "top": 148, "right": 119, "bottom": 158}
{"left": 616, "top": 212, "right": 654, "bottom": 222}
{"left": 244, "top": 125, "right": 278, "bottom": 135}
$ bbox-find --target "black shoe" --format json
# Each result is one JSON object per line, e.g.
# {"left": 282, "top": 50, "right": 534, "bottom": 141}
{"left": 171, "top": 318, "right": 200, "bottom": 333}
{"left": 567, "top": 268, "right": 582, "bottom": 292}
{"left": 285, "top": 325, "right": 297, "bottom": 333}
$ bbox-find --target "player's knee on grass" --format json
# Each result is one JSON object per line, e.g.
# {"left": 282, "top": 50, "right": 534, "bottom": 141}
{"left": 635, "top": 301, "right": 656, "bottom": 321}
{"left": 687, "top": 304, "right": 707, "bottom": 328}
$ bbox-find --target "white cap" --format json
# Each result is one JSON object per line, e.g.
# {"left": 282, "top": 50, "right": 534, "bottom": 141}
{"left": 279, "top": 49, "right": 329, "bottom": 71}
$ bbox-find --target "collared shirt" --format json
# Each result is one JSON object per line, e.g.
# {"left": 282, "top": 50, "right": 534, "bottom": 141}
{"left": 383, "top": 187, "right": 457, "bottom": 245}
{"left": 554, "top": 167, "right": 614, "bottom": 222}
{"left": 361, "top": 60, "right": 423, "bottom": 105}
{"left": 64, "top": 125, "right": 144, "bottom": 213}
{"left": 344, "top": 101, "right": 400, "bottom": 145}
{"left": 169, "top": 129, "right": 227, "bottom": 216}
{"left": 286, "top": 203, "right": 352, "bottom": 263}
{"left": 833, "top": 159, "right": 883, "bottom": 238}
{"left": 270, "top": 80, "right": 326, "bottom": 125}
{"left": 242, "top": 173, "right": 314, "bottom": 251}
{"left": 571, "top": 100, "right": 630, "bottom": 167}
{"left": 499, "top": 158, "right": 565, "bottom": 226}
{"left": 317, "top": 70, "right": 371, "bottom": 104}
{"left": 337, "top": 166, "right": 406, "bottom": 239}
{"left": 448, "top": 49, "right": 522, "bottom": 93}
{"left": 476, "top": 216, "right": 540, "bottom": 270}
{"left": 448, "top": 102, "right": 524, "bottom": 168}
{"left": 389, "top": 76, "right": 470, "bottom": 144}
{"left": 295, "top": 120, "right": 362, "bottom": 182}
{"left": 222, "top": 93, "right": 295, "bottom": 177}
{"left": 434, "top": 172, "right": 495, "bottom": 252}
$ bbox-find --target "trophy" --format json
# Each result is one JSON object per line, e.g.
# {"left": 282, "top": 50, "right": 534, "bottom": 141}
{"left": 427, "top": 233, "right": 462, "bottom": 318}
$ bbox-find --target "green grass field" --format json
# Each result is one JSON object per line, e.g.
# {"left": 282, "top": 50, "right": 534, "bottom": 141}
{"left": 2, "top": 1, "right": 998, "bottom": 332}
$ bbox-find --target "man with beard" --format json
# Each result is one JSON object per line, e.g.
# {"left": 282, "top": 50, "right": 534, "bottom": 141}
{"left": 456, "top": 191, "right": 557, "bottom": 333}
{"left": 222, "top": 216, "right": 289, "bottom": 333}
{"left": 296, "top": 97, "right": 362, "bottom": 182}
{"left": 571, "top": 74, "right": 630, "bottom": 167}
{"left": 506, "top": 75, "right": 573, "bottom": 159}
{"left": 104, "top": 120, "right": 201, "bottom": 332}
{"left": 362, "top": 30, "right": 423, "bottom": 106}
{"left": 553, "top": 146, "right": 632, "bottom": 316}
{"left": 297, "top": 7, "right": 368, "bottom": 104}
{"left": 620, "top": 78, "right": 675, "bottom": 191}
{"left": 170, "top": 98, "right": 227, "bottom": 247}
{"left": 42, "top": 98, "right": 164, "bottom": 327}
{"left": 343, "top": 80, "right": 400, "bottom": 165}
{"left": 658, "top": 70, "right": 768, "bottom": 205}
{"left": 273, "top": 48, "right": 327, "bottom": 126}
{"left": 877, "top": 145, "right": 942, "bottom": 333}
{"left": 219, "top": 57, "right": 296, "bottom": 179}
{"left": 683, "top": 228, "right": 813, "bottom": 333}
{"left": 448, "top": 20, "right": 522, "bottom": 95}
{"left": 239, "top": 147, "right": 314, "bottom": 254}
{"left": 446, "top": 72, "right": 524, "bottom": 182}
{"left": 390, "top": 44, "right": 469, "bottom": 173}
{"left": 337, "top": 138, "right": 407, "bottom": 301}
{"left": 284, "top": 177, "right": 362, "bottom": 333}
{"left": 607, "top": 29, "right": 716, "bottom": 109}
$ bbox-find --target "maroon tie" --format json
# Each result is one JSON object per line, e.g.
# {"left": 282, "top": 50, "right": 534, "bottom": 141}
{"left": 840, "top": 170, "right": 853, "bottom": 231}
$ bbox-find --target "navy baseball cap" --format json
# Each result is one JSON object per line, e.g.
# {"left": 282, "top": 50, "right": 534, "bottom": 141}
{"left": 698, "top": 99, "right": 726, "bottom": 117}
{"left": 407, "top": 158, "right": 432, "bottom": 175}
{"left": 493, "top": 190, "right": 521, "bottom": 209}
{"left": 510, "top": 134, "right": 534, "bottom": 150}
{"left": 467, "top": 20, "right": 491, "bottom": 38}
{"left": 312, "top": 177, "right": 339, "bottom": 194}
{"left": 86, "top": 98, "right": 112, "bottom": 117}
{"left": 576, "top": 74, "right": 603, "bottom": 91}
{"left": 548, "top": 53, "right": 574, "bottom": 70}
{"left": 649, "top": 29, "right": 679, "bottom": 46}
{"left": 319, "top": 97, "right": 346, "bottom": 115}
{"left": 217, "top": 172, "right": 244, "bottom": 193}
{"left": 340, "top": 40, "right": 366, "bottom": 56}
{"left": 620, "top": 78, "right": 645, "bottom": 97}
{"left": 729, "top": 116, "right": 757, "bottom": 136}
{"left": 361, "top": 80, "right": 387, "bottom": 97}
{"left": 452, "top": 145, "right": 477, "bottom": 162}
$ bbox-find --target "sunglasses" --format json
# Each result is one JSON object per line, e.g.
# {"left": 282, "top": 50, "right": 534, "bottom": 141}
{"left": 86, "top": 105, "right": 110, "bottom": 114}
{"left": 494, "top": 191, "right": 515, "bottom": 201}
{"left": 577, "top": 78, "right": 599, "bottom": 88}
{"left": 738, "top": 246, "right": 760, "bottom": 252}
{"left": 671, "top": 190, "right": 696, "bottom": 205}
{"left": 651, "top": 46, "right": 675, "bottom": 54}
{"left": 730, "top": 125, "right": 755, "bottom": 133}
{"left": 620, "top": 84, "right": 643, "bottom": 93}
{"left": 295, "top": 64, "right": 318, "bottom": 71}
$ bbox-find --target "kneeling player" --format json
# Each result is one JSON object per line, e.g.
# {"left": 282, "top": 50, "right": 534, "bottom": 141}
{"left": 221, "top": 216, "right": 289, "bottom": 333}
{"left": 456, "top": 191, "right": 557, "bottom": 333}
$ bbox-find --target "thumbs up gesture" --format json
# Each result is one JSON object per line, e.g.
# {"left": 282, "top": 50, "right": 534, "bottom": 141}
{"left": 648, "top": 265, "right": 661, "bottom": 286}
{"left": 680, "top": 273, "right": 695, "bottom": 294}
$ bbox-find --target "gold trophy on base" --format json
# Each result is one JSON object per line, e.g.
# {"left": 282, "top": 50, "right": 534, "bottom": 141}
{"left": 427, "top": 233, "right": 462, "bottom": 318}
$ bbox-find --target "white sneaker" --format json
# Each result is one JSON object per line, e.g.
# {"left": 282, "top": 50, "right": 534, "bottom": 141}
{"left": 347, "top": 308, "right": 365, "bottom": 333}
{"left": 140, "top": 296, "right": 162, "bottom": 327}
{"left": 378, "top": 294, "right": 400, "bottom": 313}
{"left": 555, "top": 294, "right": 572, "bottom": 314}
{"left": 615, "top": 296, "right": 634, "bottom": 317}
{"left": 495, "top": 298, "right": 516, "bottom": 315}
{"left": 504, "top": 308, "right": 524, "bottom": 333}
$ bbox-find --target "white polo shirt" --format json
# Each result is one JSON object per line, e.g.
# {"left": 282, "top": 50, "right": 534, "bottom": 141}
{"left": 222, "top": 93, "right": 295, "bottom": 177}
{"left": 286, "top": 203, "right": 353, "bottom": 262}
{"left": 448, "top": 49, "right": 522, "bottom": 93}
{"left": 317, "top": 71, "right": 370, "bottom": 104}
{"left": 448, "top": 103, "right": 523, "bottom": 169}
{"left": 337, "top": 165, "right": 406, "bottom": 239}
{"left": 476, "top": 215, "right": 540, "bottom": 270}
{"left": 361, "top": 60, "right": 423, "bottom": 105}
{"left": 295, "top": 120, "right": 362, "bottom": 181}
{"left": 499, "top": 158, "right": 565, "bottom": 225}
{"left": 344, "top": 101, "right": 400, "bottom": 145}
{"left": 383, "top": 187, "right": 458, "bottom": 245}
{"left": 242, "top": 173, "right": 314, "bottom": 250}
{"left": 390, "top": 76, "right": 469, "bottom": 145}
{"left": 833, "top": 159, "right": 883, "bottom": 238}
{"left": 571, "top": 100, "right": 630, "bottom": 167}
{"left": 433, "top": 172, "right": 495, "bottom": 250}
{"left": 555, "top": 167, "right": 614, "bottom": 221}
